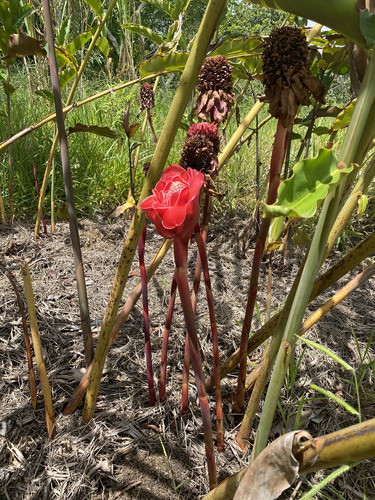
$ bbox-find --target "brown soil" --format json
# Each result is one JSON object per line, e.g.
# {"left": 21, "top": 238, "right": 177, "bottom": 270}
{"left": 0, "top": 214, "right": 374, "bottom": 499}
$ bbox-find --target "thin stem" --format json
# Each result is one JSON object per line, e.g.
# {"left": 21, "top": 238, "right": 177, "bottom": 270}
{"left": 6, "top": 66, "right": 14, "bottom": 222}
{"left": 33, "top": 163, "right": 47, "bottom": 234}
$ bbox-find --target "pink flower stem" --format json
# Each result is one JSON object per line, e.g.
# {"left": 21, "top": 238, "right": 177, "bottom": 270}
{"left": 159, "top": 272, "right": 177, "bottom": 402}
{"left": 33, "top": 163, "right": 47, "bottom": 235}
{"left": 138, "top": 223, "right": 156, "bottom": 406}
{"left": 173, "top": 235, "right": 217, "bottom": 490}
{"left": 181, "top": 193, "right": 212, "bottom": 414}
{"left": 195, "top": 223, "right": 224, "bottom": 452}
{"left": 234, "top": 117, "right": 290, "bottom": 414}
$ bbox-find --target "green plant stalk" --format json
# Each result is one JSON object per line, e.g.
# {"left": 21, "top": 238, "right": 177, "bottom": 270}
{"left": 195, "top": 224, "right": 224, "bottom": 452}
{"left": 253, "top": 54, "right": 375, "bottom": 457}
{"left": 43, "top": 0, "right": 93, "bottom": 367}
{"left": 6, "top": 66, "right": 14, "bottom": 222}
{"left": 204, "top": 230, "right": 375, "bottom": 392}
{"left": 234, "top": 117, "right": 290, "bottom": 413}
{"left": 247, "top": 0, "right": 365, "bottom": 48}
{"left": 64, "top": 239, "right": 172, "bottom": 415}
{"left": 35, "top": 0, "right": 120, "bottom": 236}
{"left": 173, "top": 236, "right": 217, "bottom": 490}
{"left": 83, "top": 0, "right": 228, "bottom": 422}
{"left": 222, "top": 79, "right": 250, "bottom": 133}
{"left": 0, "top": 191, "right": 6, "bottom": 223}
{"left": 21, "top": 262, "right": 55, "bottom": 439}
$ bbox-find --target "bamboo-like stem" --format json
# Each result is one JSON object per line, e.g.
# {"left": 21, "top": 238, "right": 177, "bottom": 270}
{"left": 234, "top": 118, "right": 290, "bottom": 413}
{"left": 7, "top": 273, "right": 37, "bottom": 409}
{"left": 6, "top": 66, "right": 14, "bottom": 222}
{"left": 21, "top": 263, "right": 55, "bottom": 438}
{"left": 42, "top": 0, "right": 93, "bottom": 367}
{"left": 159, "top": 272, "right": 177, "bottom": 402}
{"left": 83, "top": 0, "right": 228, "bottom": 423}
{"left": 174, "top": 236, "right": 217, "bottom": 489}
{"left": 33, "top": 163, "right": 47, "bottom": 234}
{"left": 195, "top": 225, "right": 224, "bottom": 451}
{"left": 138, "top": 224, "right": 156, "bottom": 406}
{"left": 254, "top": 54, "right": 375, "bottom": 457}
{"left": 0, "top": 190, "right": 7, "bottom": 224}
{"left": 205, "top": 230, "right": 375, "bottom": 392}
{"left": 64, "top": 239, "right": 172, "bottom": 415}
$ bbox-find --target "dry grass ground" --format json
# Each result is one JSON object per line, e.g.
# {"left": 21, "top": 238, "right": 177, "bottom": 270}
{"left": 0, "top": 214, "right": 374, "bottom": 499}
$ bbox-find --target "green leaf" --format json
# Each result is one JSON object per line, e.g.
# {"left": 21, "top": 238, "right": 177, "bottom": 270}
{"left": 67, "top": 30, "right": 93, "bottom": 55}
{"left": 332, "top": 100, "right": 355, "bottom": 131}
{"left": 357, "top": 194, "right": 368, "bottom": 219}
{"left": 360, "top": 9, "right": 375, "bottom": 49}
{"left": 313, "top": 126, "right": 331, "bottom": 136}
{"left": 59, "top": 66, "right": 76, "bottom": 89}
{"left": 68, "top": 123, "right": 118, "bottom": 139}
{"left": 83, "top": 0, "right": 102, "bottom": 19}
{"left": 35, "top": 89, "right": 54, "bottom": 102}
{"left": 265, "top": 149, "right": 355, "bottom": 218}
{"left": 139, "top": 50, "right": 188, "bottom": 78}
{"left": 317, "top": 44, "right": 348, "bottom": 74}
{"left": 12, "top": 5, "right": 33, "bottom": 29}
{"left": 0, "top": 2, "right": 14, "bottom": 36}
{"left": 55, "top": 45, "right": 78, "bottom": 70}
{"left": 210, "top": 36, "right": 263, "bottom": 58}
{"left": 295, "top": 335, "right": 353, "bottom": 372}
{"left": 56, "top": 18, "right": 71, "bottom": 46}
{"left": 142, "top": 0, "right": 174, "bottom": 19}
{"left": 172, "top": 0, "right": 191, "bottom": 20}
{"left": 310, "top": 384, "right": 359, "bottom": 415}
{"left": 122, "top": 23, "right": 164, "bottom": 46}
{"left": 3, "top": 81, "right": 15, "bottom": 96}
{"left": 95, "top": 36, "right": 109, "bottom": 57}
{"left": 3, "top": 33, "right": 46, "bottom": 58}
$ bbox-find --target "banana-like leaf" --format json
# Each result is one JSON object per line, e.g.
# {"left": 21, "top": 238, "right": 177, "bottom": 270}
{"left": 67, "top": 29, "right": 93, "bottom": 55}
{"left": 3, "top": 33, "right": 46, "bottom": 58}
{"left": 139, "top": 50, "right": 188, "bottom": 77}
{"left": 246, "top": 0, "right": 366, "bottom": 48}
{"left": 35, "top": 89, "right": 54, "bottom": 102}
{"left": 360, "top": 9, "right": 375, "bottom": 49}
{"left": 55, "top": 44, "right": 78, "bottom": 70}
{"left": 83, "top": 0, "right": 102, "bottom": 19}
{"left": 0, "top": 3, "right": 14, "bottom": 36}
{"left": 331, "top": 100, "right": 355, "bottom": 131}
{"left": 316, "top": 44, "right": 348, "bottom": 74}
{"left": 142, "top": 0, "right": 174, "bottom": 19}
{"left": 56, "top": 18, "right": 71, "bottom": 46}
{"left": 210, "top": 36, "right": 263, "bottom": 58}
{"left": 265, "top": 149, "right": 355, "bottom": 218}
{"left": 59, "top": 66, "right": 76, "bottom": 89}
{"left": 172, "top": 0, "right": 191, "bottom": 20}
{"left": 122, "top": 23, "right": 164, "bottom": 46}
{"left": 95, "top": 35, "right": 109, "bottom": 57}
{"left": 67, "top": 123, "right": 119, "bottom": 139}
{"left": 12, "top": 5, "right": 33, "bottom": 30}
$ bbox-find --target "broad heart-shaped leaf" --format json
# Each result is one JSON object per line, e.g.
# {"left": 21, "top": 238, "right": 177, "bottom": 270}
{"left": 331, "top": 100, "right": 355, "bottom": 131}
{"left": 139, "top": 50, "right": 188, "bottom": 77}
{"left": 83, "top": 0, "right": 102, "bottom": 19}
{"left": 360, "top": 9, "right": 375, "bottom": 49}
{"left": 67, "top": 123, "right": 119, "bottom": 139}
{"left": 122, "top": 23, "right": 164, "bottom": 46}
{"left": 265, "top": 149, "right": 355, "bottom": 218}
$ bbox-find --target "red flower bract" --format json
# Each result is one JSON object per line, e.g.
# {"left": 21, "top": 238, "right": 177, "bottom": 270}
{"left": 140, "top": 165, "right": 205, "bottom": 242}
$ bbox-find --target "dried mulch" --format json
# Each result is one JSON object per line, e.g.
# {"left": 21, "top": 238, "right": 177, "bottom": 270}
{"left": 0, "top": 214, "right": 374, "bottom": 499}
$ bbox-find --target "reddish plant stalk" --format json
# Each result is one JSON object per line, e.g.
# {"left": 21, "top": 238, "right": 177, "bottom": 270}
{"left": 159, "top": 272, "right": 177, "bottom": 402}
{"left": 174, "top": 235, "right": 217, "bottom": 490}
{"left": 138, "top": 223, "right": 156, "bottom": 406}
{"left": 195, "top": 224, "right": 224, "bottom": 452}
{"left": 33, "top": 163, "right": 47, "bottom": 234}
{"left": 181, "top": 194, "right": 212, "bottom": 413}
{"left": 234, "top": 118, "right": 290, "bottom": 413}
{"left": 146, "top": 109, "right": 158, "bottom": 147}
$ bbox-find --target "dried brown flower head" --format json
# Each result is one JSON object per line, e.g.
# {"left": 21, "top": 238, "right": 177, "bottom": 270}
{"left": 180, "top": 122, "right": 220, "bottom": 174}
{"left": 196, "top": 55, "right": 235, "bottom": 123}
{"left": 260, "top": 27, "right": 325, "bottom": 127}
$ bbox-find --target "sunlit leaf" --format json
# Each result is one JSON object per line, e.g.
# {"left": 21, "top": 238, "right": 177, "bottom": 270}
{"left": 139, "top": 51, "right": 188, "bottom": 78}
{"left": 265, "top": 149, "right": 355, "bottom": 218}
{"left": 12, "top": 5, "right": 33, "bottom": 29}
{"left": 108, "top": 196, "right": 136, "bottom": 218}
{"left": 35, "top": 89, "right": 54, "bottom": 102}
{"left": 55, "top": 45, "right": 78, "bottom": 70}
{"left": 172, "top": 0, "right": 191, "bottom": 20}
{"left": 59, "top": 66, "right": 76, "bottom": 89}
{"left": 331, "top": 100, "right": 355, "bottom": 131}
{"left": 68, "top": 123, "right": 119, "bottom": 139}
{"left": 67, "top": 30, "right": 93, "bottom": 54}
{"left": 3, "top": 33, "right": 46, "bottom": 59}
{"left": 95, "top": 36, "right": 109, "bottom": 57}
{"left": 310, "top": 384, "right": 358, "bottom": 415}
{"left": 357, "top": 194, "right": 368, "bottom": 219}
{"left": 317, "top": 44, "right": 348, "bottom": 74}
{"left": 313, "top": 126, "right": 330, "bottom": 135}
{"left": 210, "top": 36, "right": 263, "bottom": 58}
{"left": 83, "top": 0, "right": 102, "bottom": 19}
{"left": 360, "top": 9, "right": 375, "bottom": 49}
{"left": 56, "top": 18, "right": 71, "bottom": 46}
{"left": 122, "top": 23, "right": 164, "bottom": 46}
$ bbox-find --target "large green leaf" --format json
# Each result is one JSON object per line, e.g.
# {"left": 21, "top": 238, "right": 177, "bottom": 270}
{"left": 142, "top": 0, "right": 174, "bottom": 19}
{"left": 56, "top": 18, "right": 71, "bottom": 46}
{"left": 59, "top": 66, "right": 76, "bottom": 89}
{"left": 139, "top": 50, "right": 188, "bottom": 77}
{"left": 95, "top": 35, "right": 109, "bottom": 57}
{"left": 83, "top": 0, "right": 102, "bottom": 19}
{"left": 265, "top": 149, "right": 355, "bottom": 218}
{"left": 67, "top": 30, "right": 93, "bottom": 55}
{"left": 210, "top": 36, "right": 263, "bottom": 58}
{"left": 12, "top": 5, "right": 33, "bottom": 29}
{"left": 331, "top": 100, "right": 355, "bottom": 131}
{"left": 0, "top": 2, "right": 14, "bottom": 36}
{"left": 172, "top": 0, "right": 191, "bottom": 20}
{"left": 360, "top": 9, "right": 375, "bottom": 49}
{"left": 122, "top": 23, "right": 164, "bottom": 46}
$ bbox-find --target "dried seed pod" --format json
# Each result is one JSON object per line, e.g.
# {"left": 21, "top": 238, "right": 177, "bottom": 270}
{"left": 196, "top": 55, "right": 235, "bottom": 123}
{"left": 260, "top": 27, "right": 325, "bottom": 127}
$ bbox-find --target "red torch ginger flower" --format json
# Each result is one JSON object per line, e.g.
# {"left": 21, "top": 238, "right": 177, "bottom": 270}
{"left": 140, "top": 165, "right": 205, "bottom": 243}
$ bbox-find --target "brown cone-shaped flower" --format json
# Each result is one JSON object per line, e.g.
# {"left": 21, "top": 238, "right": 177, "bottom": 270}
{"left": 196, "top": 55, "right": 235, "bottom": 123}
{"left": 140, "top": 83, "right": 154, "bottom": 110}
{"left": 180, "top": 122, "right": 220, "bottom": 174}
{"left": 260, "top": 27, "right": 325, "bottom": 128}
